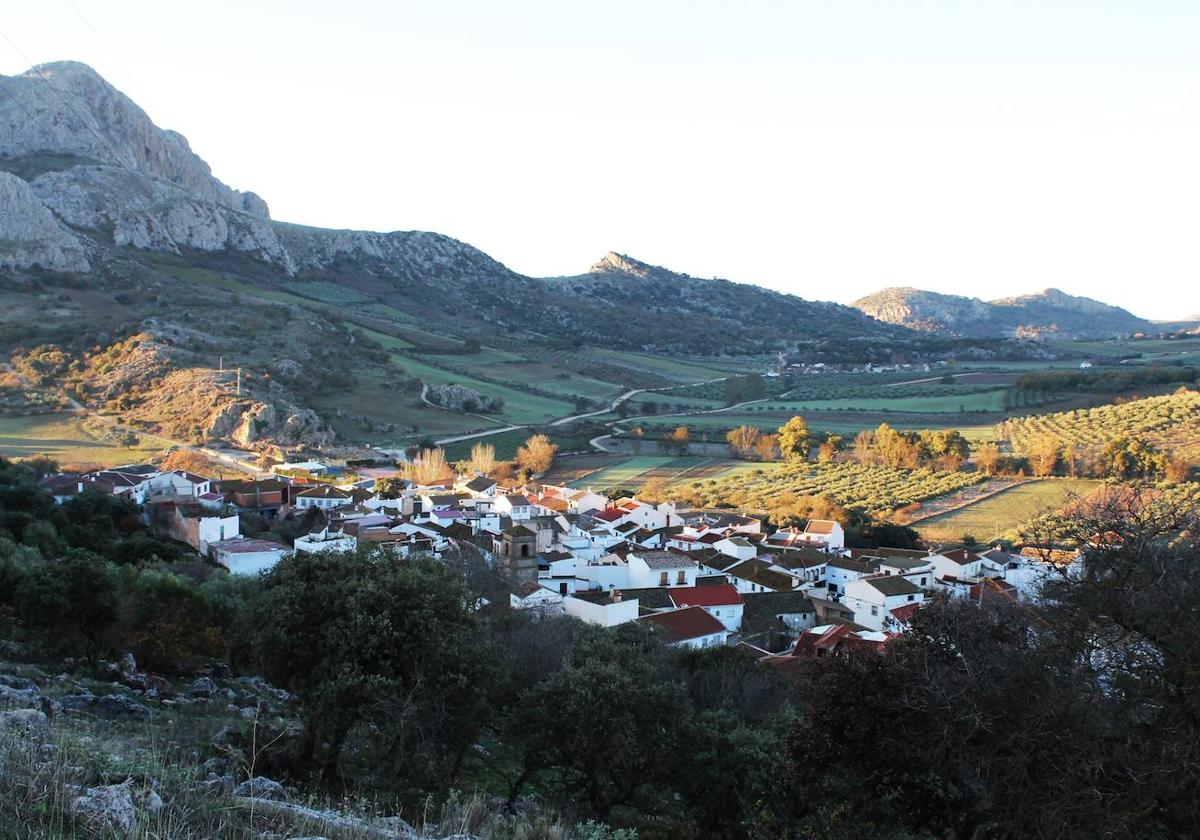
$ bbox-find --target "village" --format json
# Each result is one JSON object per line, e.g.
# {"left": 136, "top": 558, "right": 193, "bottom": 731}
{"left": 34, "top": 450, "right": 1074, "bottom": 666}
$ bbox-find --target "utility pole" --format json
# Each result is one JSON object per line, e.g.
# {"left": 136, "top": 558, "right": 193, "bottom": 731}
{"left": 219, "top": 356, "right": 223, "bottom": 372}
{"left": 237, "top": 367, "right": 241, "bottom": 396}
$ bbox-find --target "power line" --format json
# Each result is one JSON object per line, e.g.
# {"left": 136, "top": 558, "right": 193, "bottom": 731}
{"left": 65, "top": 0, "right": 159, "bottom": 118}
{"left": 0, "top": 24, "right": 126, "bottom": 168}
{"left": 0, "top": 69, "right": 56, "bottom": 153}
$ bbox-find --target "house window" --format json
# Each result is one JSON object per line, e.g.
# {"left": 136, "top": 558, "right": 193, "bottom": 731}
{"left": 870, "top": 606, "right": 878, "bottom": 616}
{"left": 676, "top": 570, "right": 685, "bottom": 584}
{"left": 559, "top": 582, "right": 568, "bottom": 594}
{"left": 520, "top": 544, "right": 530, "bottom": 558}
{"left": 921, "top": 577, "right": 927, "bottom": 586}
{"left": 659, "top": 572, "right": 669, "bottom": 586}
{"left": 907, "top": 595, "right": 915, "bottom": 601}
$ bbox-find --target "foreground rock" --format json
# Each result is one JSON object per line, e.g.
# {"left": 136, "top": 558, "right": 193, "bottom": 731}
{"left": 233, "top": 797, "right": 419, "bottom": 840}
{"left": 69, "top": 777, "right": 162, "bottom": 838}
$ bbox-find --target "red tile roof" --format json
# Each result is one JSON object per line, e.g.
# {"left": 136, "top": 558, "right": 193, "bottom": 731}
{"left": 641, "top": 606, "right": 726, "bottom": 643}
{"left": 889, "top": 603, "right": 921, "bottom": 624}
{"left": 593, "top": 508, "right": 625, "bottom": 523}
{"left": 668, "top": 584, "right": 743, "bottom": 608}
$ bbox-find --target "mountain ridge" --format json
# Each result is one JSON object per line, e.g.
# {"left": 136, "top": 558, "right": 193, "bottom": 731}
{"left": 852, "top": 286, "right": 1153, "bottom": 339}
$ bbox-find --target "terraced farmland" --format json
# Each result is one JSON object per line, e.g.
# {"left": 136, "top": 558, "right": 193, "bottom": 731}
{"left": 998, "top": 391, "right": 1200, "bottom": 462}
{"left": 915, "top": 479, "right": 1102, "bottom": 543}
{"left": 671, "top": 461, "right": 984, "bottom": 516}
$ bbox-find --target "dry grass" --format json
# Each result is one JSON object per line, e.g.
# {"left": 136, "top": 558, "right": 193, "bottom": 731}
{"left": 0, "top": 708, "right": 597, "bottom": 839}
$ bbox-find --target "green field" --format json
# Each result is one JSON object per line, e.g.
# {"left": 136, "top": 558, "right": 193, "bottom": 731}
{"left": 915, "top": 479, "right": 1102, "bottom": 543}
{"left": 564, "top": 455, "right": 758, "bottom": 491}
{"left": 760, "top": 389, "right": 1010, "bottom": 413}
{"left": 0, "top": 413, "right": 166, "bottom": 467}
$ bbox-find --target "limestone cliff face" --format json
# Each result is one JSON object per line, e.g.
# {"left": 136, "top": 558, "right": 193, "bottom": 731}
{"left": 0, "top": 61, "right": 267, "bottom": 217}
{"left": 0, "top": 172, "right": 90, "bottom": 272}
{"left": 853, "top": 286, "right": 1150, "bottom": 339}
{"left": 31, "top": 166, "right": 291, "bottom": 267}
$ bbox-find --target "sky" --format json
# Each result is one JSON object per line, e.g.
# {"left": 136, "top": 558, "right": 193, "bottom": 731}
{"left": 3, "top": 1, "right": 1199, "bottom": 319}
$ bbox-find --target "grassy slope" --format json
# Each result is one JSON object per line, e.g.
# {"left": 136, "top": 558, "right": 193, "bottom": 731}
{"left": 0, "top": 413, "right": 165, "bottom": 467}
{"left": 916, "top": 479, "right": 1102, "bottom": 543}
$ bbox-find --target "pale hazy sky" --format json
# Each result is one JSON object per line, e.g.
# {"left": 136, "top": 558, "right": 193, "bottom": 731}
{"left": 4, "top": 1, "right": 1199, "bottom": 319}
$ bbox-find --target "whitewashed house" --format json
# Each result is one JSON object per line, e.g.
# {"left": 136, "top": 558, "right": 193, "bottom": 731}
{"left": 509, "top": 581, "right": 566, "bottom": 615}
{"left": 563, "top": 589, "right": 640, "bottom": 626}
{"left": 824, "top": 557, "right": 876, "bottom": 598}
{"left": 714, "top": 536, "right": 758, "bottom": 562}
{"left": 210, "top": 537, "right": 292, "bottom": 575}
{"left": 295, "top": 485, "right": 354, "bottom": 511}
{"left": 842, "top": 575, "right": 924, "bottom": 632}
{"left": 294, "top": 526, "right": 357, "bottom": 555}
{"left": 640, "top": 606, "right": 728, "bottom": 649}
{"left": 148, "top": 469, "right": 212, "bottom": 499}
{"left": 495, "top": 494, "right": 534, "bottom": 520}
{"left": 668, "top": 584, "right": 744, "bottom": 632}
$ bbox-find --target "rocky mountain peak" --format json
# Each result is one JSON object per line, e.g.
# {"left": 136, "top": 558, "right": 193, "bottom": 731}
{"left": 590, "top": 251, "right": 655, "bottom": 277}
{"left": 1, "top": 61, "right": 267, "bottom": 218}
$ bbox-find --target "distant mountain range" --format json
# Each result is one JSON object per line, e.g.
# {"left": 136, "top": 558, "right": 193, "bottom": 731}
{"left": 0, "top": 61, "right": 920, "bottom": 358}
{"left": 0, "top": 61, "right": 1178, "bottom": 359}
{"left": 851, "top": 286, "right": 1160, "bottom": 339}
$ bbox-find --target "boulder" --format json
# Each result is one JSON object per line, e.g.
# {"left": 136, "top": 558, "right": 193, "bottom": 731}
{"left": 0, "top": 708, "right": 50, "bottom": 739}
{"left": 0, "top": 683, "right": 41, "bottom": 708}
{"left": 238, "top": 706, "right": 258, "bottom": 721}
{"left": 234, "top": 776, "right": 286, "bottom": 800}
{"left": 69, "top": 777, "right": 162, "bottom": 838}
{"left": 116, "top": 652, "right": 147, "bottom": 690}
{"left": 70, "top": 779, "right": 136, "bottom": 837}
{"left": 59, "top": 691, "right": 96, "bottom": 711}
{"left": 190, "top": 677, "right": 217, "bottom": 698}
{"left": 0, "top": 674, "right": 39, "bottom": 691}
{"left": 93, "top": 694, "right": 152, "bottom": 720}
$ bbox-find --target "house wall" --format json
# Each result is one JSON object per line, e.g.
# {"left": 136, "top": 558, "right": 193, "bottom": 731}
{"left": 677, "top": 630, "right": 727, "bottom": 649}
{"left": 294, "top": 536, "right": 357, "bottom": 554}
{"left": 563, "top": 596, "right": 639, "bottom": 627}
{"left": 704, "top": 603, "right": 743, "bottom": 632}
{"left": 196, "top": 513, "right": 239, "bottom": 553}
{"left": 217, "top": 549, "right": 289, "bottom": 576}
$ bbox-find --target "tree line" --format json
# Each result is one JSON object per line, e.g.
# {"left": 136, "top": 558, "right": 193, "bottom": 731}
{"left": 2, "top": 459, "right": 1198, "bottom": 835}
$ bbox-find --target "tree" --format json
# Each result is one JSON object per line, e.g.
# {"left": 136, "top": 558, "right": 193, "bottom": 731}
{"left": 725, "top": 425, "right": 761, "bottom": 458}
{"left": 817, "top": 434, "right": 844, "bottom": 464}
{"left": 873, "top": 423, "right": 921, "bottom": 469}
{"left": 14, "top": 549, "right": 120, "bottom": 661}
{"left": 516, "top": 434, "right": 558, "bottom": 475}
{"left": 374, "top": 477, "right": 407, "bottom": 497}
{"left": 754, "top": 433, "right": 780, "bottom": 462}
{"left": 630, "top": 426, "right": 645, "bottom": 454}
{"left": 777, "top": 416, "right": 812, "bottom": 462}
{"left": 639, "top": 476, "right": 668, "bottom": 503}
{"left": 468, "top": 441, "right": 495, "bottom": 475}
{"left": 505, "top": 623, "right": 685, "bottom": 820}
{"left": 1101, "top": 435, "right": 1167, "bottom": 479}
{"left": 975, "top": 441, "right": 1002, "bottom": 475}
{"left": 250, "top": 550, "right": 490, "bottom": 783}
{"left": 666, "top": 426, "right": 691, "bottom": 456}
{"left": 406, "top": 447, "right": 449, "bottom": 485}
{"left": 1027, "top": 431, "right": 1062, "bottom": 477}
{"left": 853, "top": 430, "right": 876, "bottom": 465}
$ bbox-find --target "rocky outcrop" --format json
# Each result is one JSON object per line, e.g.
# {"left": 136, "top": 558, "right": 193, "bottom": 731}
{"left": 853, "top": 286, "right": 1151, "bottom": 339}
{"left": 0, "top": 172, "right": 90, "bottom": 272}
{"left": 31, "top": 165, "right": 290, "bottom": 267}
{"left": 273, "top": 223, "right": 512, "bottom": 275}
{"left": 0, "top": 62, "right": 267, "bottom": 218}
{"left": 425, "top": 383, "right": 499, "bottom": 414}
{"left": 69, "top": 777, "right": 163, "bottom": 838}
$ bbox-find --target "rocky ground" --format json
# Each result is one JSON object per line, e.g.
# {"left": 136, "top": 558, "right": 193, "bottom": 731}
{"left": 0, "top": 647, "right": 573, "bottom": 839}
